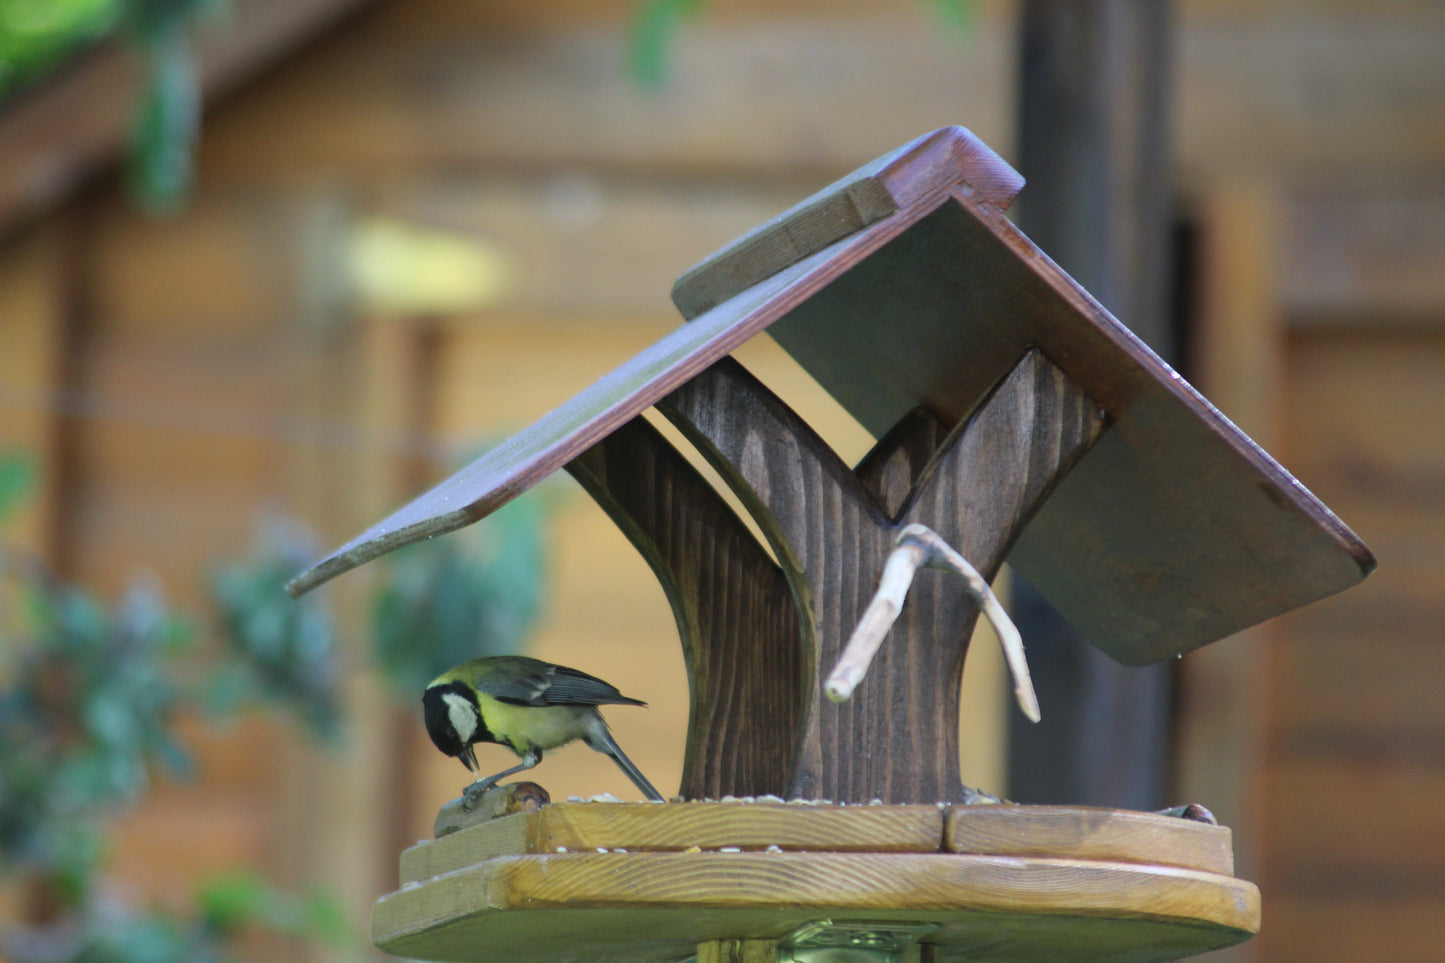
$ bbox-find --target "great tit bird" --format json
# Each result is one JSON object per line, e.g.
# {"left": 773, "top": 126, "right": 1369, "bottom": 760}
{"left": 423, "top": 655, "right": 664, "bottom": 803}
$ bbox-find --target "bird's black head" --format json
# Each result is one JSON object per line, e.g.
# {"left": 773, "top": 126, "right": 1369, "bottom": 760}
{"left": 422, "top": 681, "right": 493, "bottom": 771}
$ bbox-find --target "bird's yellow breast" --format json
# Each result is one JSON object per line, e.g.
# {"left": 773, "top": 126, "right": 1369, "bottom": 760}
{"left": 476, "top": 695, "right": 592, "bottom": 755}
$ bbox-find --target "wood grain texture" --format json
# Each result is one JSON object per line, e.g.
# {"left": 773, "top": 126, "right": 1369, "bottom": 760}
{"left": 759, "top": 191, "right": 1373, "bottom": 664}
{"left": 659, "top": 350, "right": 1102, "bottom": 802}
{"left": 288, "top": 128, "right": 1370, "bottom": 671}
{"left": 672, "top": 127, "right": 1022, "bottom": 318}
{"left": 945, "top": 806, "right": 1234, "bottom": 876}
{"left": 374, "top": 851, "right": 1259, "bottom": 962}
{"left": 566, "top": 416, "right": 801, "bottom": 800}
{"left": 853, "top": 407, "right": 949, "bottom": 518}
{"left": 378, "top": 905, "right": 1254, "bottom": 963}
{"left": 698, "top": 938, "right": 777, "bottom": 963}
{"left": 402, "top": 802, "right": 944, "bottom": 884}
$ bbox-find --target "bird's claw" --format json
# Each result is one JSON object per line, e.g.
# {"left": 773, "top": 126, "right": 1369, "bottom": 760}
{"left": 460, "top": 777, "right": 498, "bottom": 812}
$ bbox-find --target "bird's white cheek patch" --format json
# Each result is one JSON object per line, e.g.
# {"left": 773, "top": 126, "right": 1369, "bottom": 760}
{"left": 442, "top": 692, "right": 478, "bottom": 744}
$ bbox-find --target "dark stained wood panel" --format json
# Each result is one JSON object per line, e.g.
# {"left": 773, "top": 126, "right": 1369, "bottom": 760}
{"left": 750, "top": 193, "right": 1371, "bottom": 664}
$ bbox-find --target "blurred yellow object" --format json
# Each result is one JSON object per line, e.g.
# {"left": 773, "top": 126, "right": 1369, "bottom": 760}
{"left": 349, "top": 217, "right": 520, "bottom": 316}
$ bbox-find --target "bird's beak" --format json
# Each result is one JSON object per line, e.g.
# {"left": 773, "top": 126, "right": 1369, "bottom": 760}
{"left": 459, "top": 744, "right": 479, "bottom": 773}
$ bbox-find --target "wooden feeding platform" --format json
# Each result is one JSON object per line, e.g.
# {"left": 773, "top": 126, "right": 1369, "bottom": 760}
{"left": 376, "top": 799, "right": 1257, "bottom": 963}
{"left": 289, "top": 127, "right": 1372, "bottom": 961}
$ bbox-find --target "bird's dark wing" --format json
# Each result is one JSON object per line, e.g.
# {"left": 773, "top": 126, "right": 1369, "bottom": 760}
{"left": 541, "top": 664, "right": 646, "bottom": 707}
{"left": 478, "top": 661, "right": 644, "bottom": 708}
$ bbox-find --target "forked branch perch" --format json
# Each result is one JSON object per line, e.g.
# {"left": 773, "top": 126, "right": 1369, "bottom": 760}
{"left": 825, "top": 523, "right": 1041, "bottom": 722}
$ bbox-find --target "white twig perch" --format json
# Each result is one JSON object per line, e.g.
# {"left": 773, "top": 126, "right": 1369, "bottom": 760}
{"left": 825, "top": 523, "right": 1041, "bottom": 723}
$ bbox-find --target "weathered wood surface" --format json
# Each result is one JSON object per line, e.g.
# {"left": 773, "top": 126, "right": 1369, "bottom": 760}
{"left": 402, "top": 801, "right": 945, "bottom": 883}
{"left": 672, "top": 129, "right": 1022, "bottom": 318}
{"left": 566, "top": 417, "right": 800, "bottom": 801}
{"left": 658, "top": 349, "right": 1101, "bottom": 802}
{"left": 404, "top": 800, "right": 1238, "bottom": 882}
{"left": 288, "top": 125, "right": 1371, "bottom": 669}
{"left": 383, "top": 803, "right": 1258, "bottom": 960}
{"left": 945, "top": 805, "right": 1233, "bottom": 876}
{"left": 377, "top": 901, "right": 1255, "bottom": 963}
{"left": 698, "top": 938, "right": 777, "bottom": 963}
{"left": 746, "top": 192, "right": 1372, "bottom": 665}
{"left": 375, "top": 847, "right": 1258, "bottom": 963}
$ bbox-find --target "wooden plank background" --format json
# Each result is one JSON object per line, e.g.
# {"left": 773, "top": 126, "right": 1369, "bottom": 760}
{"left": 1, "top": 1, "right": 1443, "bottom": 960}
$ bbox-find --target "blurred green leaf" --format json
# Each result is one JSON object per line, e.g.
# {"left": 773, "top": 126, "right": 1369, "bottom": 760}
{"left": 0, "top": 481, "right": 357, "bottom": 958}
{"left": 372, "top": 490, "right": 549, "bottom": 694}
{"left": 209, "top": 515, "right": 343, "bottom": 741}
{"left": 198, "top": 871, "right": 354, "bottom": 951}
{"left": 628, "top": 0, "right": 708, "bottom": 88}
{"left": 0, "top": 0, "right": 121, "bottom": 97}
{"left": 197, "top": 871, "right": 269, "bottom": 936}
{"left": 926, "top": 0, "right": 976, "bottom": 34}
{"left": 0, "top": 450, "right": 36, "bottom": 525}
{"left": 127, "top": 13, "right": 197, "bottom": 211}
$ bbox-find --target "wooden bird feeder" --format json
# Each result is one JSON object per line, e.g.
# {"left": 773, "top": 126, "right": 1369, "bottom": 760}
{"left": 288, "top": 128, "right": 1373, "bottom": 962}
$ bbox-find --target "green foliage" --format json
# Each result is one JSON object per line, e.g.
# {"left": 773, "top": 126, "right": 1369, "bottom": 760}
{"left": 0, "top": 455, "right": 360, "bottom": 961}
{"left": 627, "top": 0, "right": 975, "bottom": 88}
{"left": 628, "top": 0, "right": 708, "bottom": 88}
{"left": 197, "top": 871, "right": 351, "bottom": 949}
{"left": 372, "top": 491, "right": 549, "bottom": 694}
{"left": 0, "top": 450, "right": 36, "bottom": 525}
{"left": 0, "top": 568, "right": 192, "bottom": 903}
{"left": 0, "top": 0, "right": 218, "bottom": 210}
{"left": 0, "top": 444, "right": 554, "bottom": 960}
{"left": 209, "top": 516, "right": 342, "bottom": 741}
{"left": 12, "top": 873, "right": 355, "bottom": 963}
{"left": 121, "top": 0, "right": 221, "bottom": 211}
{"left": 926, "top": 0, "right": 977, "bottom": 34}
{"left": 0, "top": 0, "right": 121, "bottom": 96}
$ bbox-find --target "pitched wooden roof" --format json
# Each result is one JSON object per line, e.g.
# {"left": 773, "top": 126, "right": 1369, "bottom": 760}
{"left": 289, "top": 127, "right": 1373, "bottom": 665}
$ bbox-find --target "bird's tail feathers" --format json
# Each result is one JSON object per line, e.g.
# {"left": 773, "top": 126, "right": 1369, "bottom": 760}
{"left": 586, "top": 725, "right": 664, "bottom": 802}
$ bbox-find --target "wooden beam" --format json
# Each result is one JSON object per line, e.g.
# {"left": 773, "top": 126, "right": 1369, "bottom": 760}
{"left": 0, "top": 0, "right": 374, "bottom": 238}
{"left": 1007, "top": 0, "right": 1177, "bottom": 812}
{"left": 566, "top": 416, "right": 802, "bottom": 800}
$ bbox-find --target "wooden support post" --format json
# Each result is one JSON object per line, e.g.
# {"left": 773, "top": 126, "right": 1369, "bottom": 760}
{"left": 567, "top": 416, "right": 802, "bottom": 800}
{"left": 648, "top": 349, "right": 1103, "bottom": 803}
{"left": 1010, "top": 0, "right": 1177, "bottom": 810}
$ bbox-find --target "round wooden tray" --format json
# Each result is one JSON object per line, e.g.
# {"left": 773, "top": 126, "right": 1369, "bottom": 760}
{"left": 374, "top": 801, "right": 1259, "bottom": 962}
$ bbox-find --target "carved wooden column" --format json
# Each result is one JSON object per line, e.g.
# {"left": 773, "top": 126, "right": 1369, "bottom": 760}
{"left": 643, "top": 349, "right": 1103, "bottom": 803}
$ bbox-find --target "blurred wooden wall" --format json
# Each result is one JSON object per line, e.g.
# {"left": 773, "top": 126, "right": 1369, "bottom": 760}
{"left": 0, "top": 1, "right": 1443, "bottom": 960}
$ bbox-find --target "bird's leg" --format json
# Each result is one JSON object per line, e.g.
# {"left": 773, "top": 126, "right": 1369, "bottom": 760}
{"left": 461, "top": 750, "right": 542, "bottom": 811}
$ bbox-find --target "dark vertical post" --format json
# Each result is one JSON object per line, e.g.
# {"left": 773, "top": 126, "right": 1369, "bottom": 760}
{"left": 1008, "top": 0, "right": 1177, "bottom": 810}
